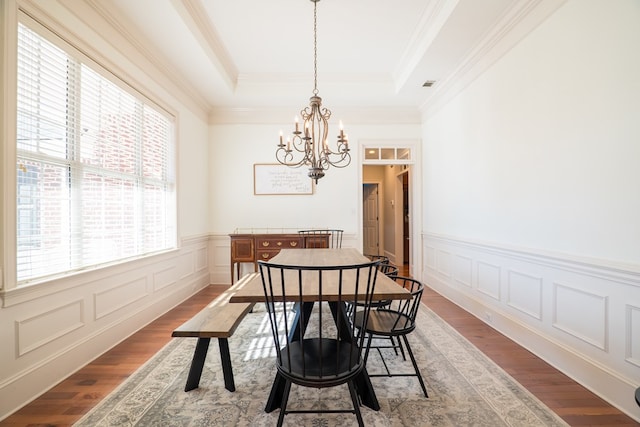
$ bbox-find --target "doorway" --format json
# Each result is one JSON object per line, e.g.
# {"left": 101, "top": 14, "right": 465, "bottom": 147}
{"left": 359, "top": 141, "right": 420, "bottom": 277}
{"left": 362, "top": 165, "right": 411, "bottom": 269}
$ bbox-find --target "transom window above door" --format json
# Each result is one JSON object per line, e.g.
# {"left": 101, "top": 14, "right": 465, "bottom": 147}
{"left": 363, "top": 147, "right": 413, "bottom": 163}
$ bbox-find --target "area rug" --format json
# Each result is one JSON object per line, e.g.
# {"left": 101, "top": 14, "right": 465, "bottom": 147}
{"left": 74, "top": 304, "right": 568, "bottom": 426}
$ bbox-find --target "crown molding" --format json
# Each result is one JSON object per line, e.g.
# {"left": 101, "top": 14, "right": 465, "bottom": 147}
{"left": 393, "top": 0, "right": 457, "bottom": 92}
{"left": 420, "top": 0, "right": 567, "bottom": 120}
{"left": 81, "top": 0, "right": 210, "bottom": 120}
{"left": 172, "top": 0, "right": 237, "bottom": 90}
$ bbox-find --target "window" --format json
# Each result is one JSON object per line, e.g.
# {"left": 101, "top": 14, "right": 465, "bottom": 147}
{"left": 16, "top": 21, "right": 176, "bottom": 284}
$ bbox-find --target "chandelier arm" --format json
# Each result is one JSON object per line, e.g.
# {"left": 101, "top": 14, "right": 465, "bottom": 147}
{"left": 276, "top": 146, "right": 310, "bottom": 168}
{"left": 290, "top": 135, "right": 308, "bottom": 154}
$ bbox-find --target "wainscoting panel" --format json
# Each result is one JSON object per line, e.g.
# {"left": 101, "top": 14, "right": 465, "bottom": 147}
{"left": 436, "top": 249, "right": 452, "bottom": 277}
{"left": 425, "top": 245, "right": 437, "bottom": 271}
{"left": 627, "top": 304, "right": 640, "bottom": 367}
{"left": 421, "top": 233, "right": 640, "bottom": 421}
{"left": 507, "top": 270, "right": 543, "bottom": 320}
{"left": 209, "top": 234, "right": 233, "bottom": 284}
{"left": 195, "top": 246, "right": 208, "bottom": 272}
{"left": 16, "top": 299, "right": 85, "bottom": 357}
{"left": 454, "top": 255, "right": 473, "bottom": 288}
{"left": 553, "top": 282, "right": 608, "bottom": 351}
{"left": 94, "top": 276, "right": 148, "bottom": 320}
{"left": 211, "top": 242, "right": 228, "bottom": 270}
{"left": 176, "top": 250, "right": 195, "bottom": 280}
{"left": 153, "top": 265, "right": 176, "bottom": 292}
{"left": 477, "top": 261, "right": 501, "bottom": 301}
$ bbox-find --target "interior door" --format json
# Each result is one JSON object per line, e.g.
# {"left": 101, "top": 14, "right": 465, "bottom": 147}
{"left": 362, "top": 183, "right": 380, "bottom": 255}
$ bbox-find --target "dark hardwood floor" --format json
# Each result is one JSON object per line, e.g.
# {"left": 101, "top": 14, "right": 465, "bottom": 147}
{"left": 1, "top": 271, "right": 638, "bottom": 426}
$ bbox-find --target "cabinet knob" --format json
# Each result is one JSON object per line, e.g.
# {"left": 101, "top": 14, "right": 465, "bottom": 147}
{"left": 290, "top": 241, "right": 298, "bottom": 247}
{"left": 261, "top": 253, "right": 270, "bottom": 259}
{"left": 277, "top": 241, "right": 282, "bottom": 246}
{"left": 262, "top": 241, "right": 270, "bottom": 247}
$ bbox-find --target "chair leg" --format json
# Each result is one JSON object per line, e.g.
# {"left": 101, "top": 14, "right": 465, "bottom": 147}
{"left": 389, "top": 336, "right": 399, "bottom": 356}
{"left": 402, "top": 334, "right": 429, "bottom": 398}
{"left": 392, "top": 335, "right": 406, "bottom": 360}
{"left": 363, "top": 333, "right": 374, "bottom": 364}
{"left": 348, "top": 380, "right": 365, "bottom": 427}
{"left": 375, "top": 347, "right": 392, "bottom": 376}
{"left": 276, "top": 379, "right": 292, "bottom": 427}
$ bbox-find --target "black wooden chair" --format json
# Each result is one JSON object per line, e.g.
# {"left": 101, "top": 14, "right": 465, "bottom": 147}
{"left": 354, "top": 276, "right": 429, "bottom": 398}
{"left": 298, "top": 229, "right": 343, "bottom": 248}
{"left": 347, "top": 262, "right": 398, "bottom": 314}
{"left": 258, "top": 259, "right": 379, "bottom": 426}
{"left": 347, "top": 262, "right": 401, "bottom": 356}
{"left": 365, "top": 254, "right": 390, "bottom": 264}
{"left": 377, "top": 262, "right": 398, "bottom": 279}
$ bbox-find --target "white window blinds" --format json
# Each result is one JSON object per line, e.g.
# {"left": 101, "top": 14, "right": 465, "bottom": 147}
{"left": 16, "top": 21, "right": 176, "bottom": 284}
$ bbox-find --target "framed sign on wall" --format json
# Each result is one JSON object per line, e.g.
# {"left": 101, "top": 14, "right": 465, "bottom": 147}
{"left": 253, "top": 164, "right": 314, "bottom": 195}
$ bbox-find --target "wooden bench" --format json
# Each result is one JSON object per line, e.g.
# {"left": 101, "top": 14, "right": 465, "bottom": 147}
{"left": 172, "top": 273, "right": 258, "bottom": 392}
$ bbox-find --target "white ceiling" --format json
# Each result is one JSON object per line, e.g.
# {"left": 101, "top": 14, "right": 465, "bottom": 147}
{"left": 87, "top": 0, "right": 560, "bottom": 116}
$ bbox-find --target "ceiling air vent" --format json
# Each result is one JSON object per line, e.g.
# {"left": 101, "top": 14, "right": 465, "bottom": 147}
{"left": 422, "top": 80, "right": 436, "bottom": 87}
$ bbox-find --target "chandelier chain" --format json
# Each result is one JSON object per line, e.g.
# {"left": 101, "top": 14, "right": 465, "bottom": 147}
{"left": 313, "top": 0, "right": 318, "bottom": 96}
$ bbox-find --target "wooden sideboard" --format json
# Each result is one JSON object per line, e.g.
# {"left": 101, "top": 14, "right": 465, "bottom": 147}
{"left": 229, "top": 233, "right": 329, "bottom": 283}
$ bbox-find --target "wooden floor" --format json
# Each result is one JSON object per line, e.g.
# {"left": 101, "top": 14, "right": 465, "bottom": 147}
{"left": 2, "top": 270, "right": 638, "bottom": 426}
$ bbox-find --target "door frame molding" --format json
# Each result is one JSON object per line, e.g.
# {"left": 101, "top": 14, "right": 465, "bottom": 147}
{"left": 357, "top": 140, "right": 422, "bottom": 278}
{"left": 394, "top": 168, "right": 410, "bottom": 266}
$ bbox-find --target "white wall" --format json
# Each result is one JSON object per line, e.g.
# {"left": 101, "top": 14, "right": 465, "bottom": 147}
{"left": 422, "top": 0, "right": 640, "bottom": 420}
{"left": 179, "top": 112, "right": 211, "bottom": 238}
{"left": 208, "top": 122, "right": 421, "bottom": 282}
{"left": 209, "top": 123, "right": 359, "bottom": 233}
{"left": 209, "top": 122, "right": 421, "bottom": 234}
{"left": 0, "top": 1, "right": 211, "bottom": 420}
{"left": 424, "top": 0, "right": 640, "bottom": 264}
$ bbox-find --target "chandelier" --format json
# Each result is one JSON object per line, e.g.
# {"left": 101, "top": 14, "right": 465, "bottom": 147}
{"left": 276, "top": 0, "right": 351, "bottom": 184}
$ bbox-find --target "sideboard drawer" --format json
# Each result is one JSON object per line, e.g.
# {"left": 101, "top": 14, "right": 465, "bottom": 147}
{"left": 257, "top": 249, "right": 282, "bottom": 262}
{"left": 256, "top": 237, "right": 302, "bottom": 249}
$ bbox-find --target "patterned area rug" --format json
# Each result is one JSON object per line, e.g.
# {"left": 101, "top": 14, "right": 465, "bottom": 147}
{"left": 74, "top": 304, "right": 568, "bottom": 426}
